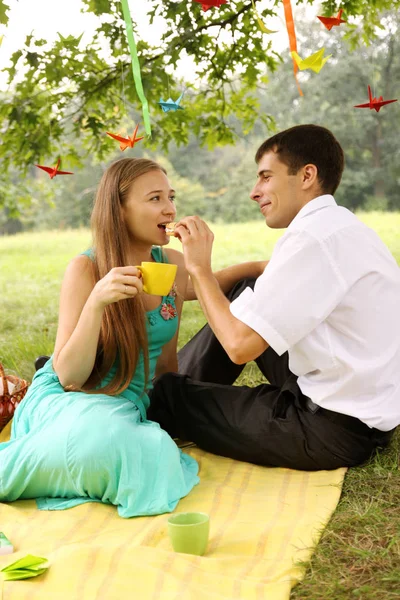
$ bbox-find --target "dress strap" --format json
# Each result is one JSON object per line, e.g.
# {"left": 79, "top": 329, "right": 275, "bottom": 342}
{"left": 151, "top": 246, "right": 168, "bottom": 264}
{"left": 81, "top": 248, "right": 95, "bottom": 261}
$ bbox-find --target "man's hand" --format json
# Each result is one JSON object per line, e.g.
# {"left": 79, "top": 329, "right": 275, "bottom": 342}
{"left": 175, "top": 216, "right": 214, "bottom": 276}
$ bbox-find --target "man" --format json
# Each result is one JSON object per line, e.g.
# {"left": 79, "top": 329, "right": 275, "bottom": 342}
{"left": 148, "top": 124, "right": 400, "bottom": 470}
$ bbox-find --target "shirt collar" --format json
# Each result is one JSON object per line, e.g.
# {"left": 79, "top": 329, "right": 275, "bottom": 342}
{"left": 288, "top": 194, "right": 337, "bottom": 230}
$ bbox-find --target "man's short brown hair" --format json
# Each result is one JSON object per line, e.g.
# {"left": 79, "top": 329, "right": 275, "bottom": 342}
{"left": 255, "top": 124, "right": 345, "bottom": 194}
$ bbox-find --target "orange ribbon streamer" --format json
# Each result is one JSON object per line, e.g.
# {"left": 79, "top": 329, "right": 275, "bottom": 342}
{"left": 282, "top": 0, "right": 303, "bottom": 96}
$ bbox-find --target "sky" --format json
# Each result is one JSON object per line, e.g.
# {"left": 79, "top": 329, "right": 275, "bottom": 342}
{"left": 0, "top": 0, "right": 291, "bottom": 89}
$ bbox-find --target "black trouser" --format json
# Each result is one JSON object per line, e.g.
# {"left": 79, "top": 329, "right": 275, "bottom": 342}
{"left": 148, "top": 278, "right": 394, "bottom": 471}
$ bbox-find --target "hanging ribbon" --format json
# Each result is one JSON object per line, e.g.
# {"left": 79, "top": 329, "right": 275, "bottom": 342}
{"left": 120, "top": 0, "right": 151, "bottom": 135}
{"left": 282, "top": 0, "right": 303, "bottom": 96}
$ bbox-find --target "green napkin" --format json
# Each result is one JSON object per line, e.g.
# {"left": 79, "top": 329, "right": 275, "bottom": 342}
{"left": 1, "top": 554, "right": 48, "bottom": 581}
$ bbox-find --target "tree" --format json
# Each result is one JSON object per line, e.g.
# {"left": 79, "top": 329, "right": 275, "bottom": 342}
{"left": 0, "top": 0, "right": 399, "bottom": 178}
{"left": 253, "top": 10, "right": 400, "bottom": 210}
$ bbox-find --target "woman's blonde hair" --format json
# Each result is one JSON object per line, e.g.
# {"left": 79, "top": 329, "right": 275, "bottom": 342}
{"left": 83, "top": 157, "right": 167, "bottom": 395}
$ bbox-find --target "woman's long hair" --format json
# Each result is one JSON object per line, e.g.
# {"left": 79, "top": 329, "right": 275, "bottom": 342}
{"left": 83, "top": 157, "right": 167, "bottom": 395}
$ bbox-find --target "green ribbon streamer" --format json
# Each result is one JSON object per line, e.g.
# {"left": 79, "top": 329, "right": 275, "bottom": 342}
{"left": 120, "top": 0, "right": 151, "bottom": 136}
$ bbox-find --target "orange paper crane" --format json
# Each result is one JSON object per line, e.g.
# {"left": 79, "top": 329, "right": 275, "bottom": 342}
{"left": 106, "top": 124, "right": 144, "bottom": 151}
{"left": 35, "top": 158, "right": 73, "bottom": 179}
{"left": 354, "top": 85, "right": 398, "bottom": 112}
{"left": 317, "top": 9, "right": 346, "bottom": 30}
{"left": 193, "top": 0, "right": 227, "bottom": 12}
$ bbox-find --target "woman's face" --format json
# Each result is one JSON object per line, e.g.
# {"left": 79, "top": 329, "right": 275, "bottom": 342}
{"left": 122, "top": 169, "right": 177, "bottom": 246}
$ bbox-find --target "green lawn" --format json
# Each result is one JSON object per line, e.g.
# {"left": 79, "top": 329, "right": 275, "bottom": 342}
{"left": 1, "top": 213, "right": 399, "bottom": 598}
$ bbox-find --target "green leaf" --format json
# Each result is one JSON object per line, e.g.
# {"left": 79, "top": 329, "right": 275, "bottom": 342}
{"left": 0, "top": 0, "right": 9, "bottom": 25}
{"left": 26, "top": 52, "right": 40, "bottom": 68}
{"left": 82, "top": 0, "right": 114, "bottom": 16}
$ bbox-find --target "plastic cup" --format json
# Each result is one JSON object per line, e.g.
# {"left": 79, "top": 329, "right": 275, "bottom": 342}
{"left": 167, "top": 512, "right": 210, "bottom": 556}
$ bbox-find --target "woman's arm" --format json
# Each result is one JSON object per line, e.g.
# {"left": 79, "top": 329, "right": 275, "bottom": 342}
{"left": 53, "top": 256, "right": 143, "bottom": 388}
{"left": 53, "top": 256, "right": 103, "bottom": 388}
{"left": 184, "top": 260, "right": 269, "bottom": 301}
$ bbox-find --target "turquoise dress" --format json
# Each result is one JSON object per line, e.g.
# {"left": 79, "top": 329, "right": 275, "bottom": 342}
{"left": 0, "top": 247, "right": 199, "bottom": 518}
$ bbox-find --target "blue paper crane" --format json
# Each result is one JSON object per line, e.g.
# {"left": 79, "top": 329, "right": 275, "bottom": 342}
{"left": 158, "top": 92, "right": 185, "bottom": 113}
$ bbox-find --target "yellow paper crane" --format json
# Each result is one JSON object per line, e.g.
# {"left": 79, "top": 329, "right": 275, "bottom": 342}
{"left": 290, "top": 48, "right": 331, "bottom": 73}
{"left": 251, "top": 0, "right": 277, "bottom": 34}
{"left": 0, "top": 35, "right": 3, "bottom": 47}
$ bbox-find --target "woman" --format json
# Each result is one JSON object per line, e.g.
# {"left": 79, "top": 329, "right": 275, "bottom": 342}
{"left": 0, "top": 158, "right": 199, "bottom": 518}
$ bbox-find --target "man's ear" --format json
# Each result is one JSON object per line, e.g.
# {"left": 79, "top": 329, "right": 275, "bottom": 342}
{"left": 301, "top": 164, "right": 318, "bottom": 190}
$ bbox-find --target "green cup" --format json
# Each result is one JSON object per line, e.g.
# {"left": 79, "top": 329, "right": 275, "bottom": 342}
{"left": 167, "top": 512, "right": 210, "bottom": 556}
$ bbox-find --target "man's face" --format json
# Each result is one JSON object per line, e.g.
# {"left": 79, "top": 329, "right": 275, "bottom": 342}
{"left": 250, "top": 151, "right": 306, "bottom": 229}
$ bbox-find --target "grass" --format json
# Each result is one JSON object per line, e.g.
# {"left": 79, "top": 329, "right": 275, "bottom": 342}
{"left": 0, "top": 222, "right": 283, "bottom": 379}
{"left": 1, "top": 213, "right": 400, "bottom": 598}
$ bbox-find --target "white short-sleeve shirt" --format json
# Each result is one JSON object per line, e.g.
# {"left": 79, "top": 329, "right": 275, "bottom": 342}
{"left": 230, "top": 195, "right": 400, "bottom": 431}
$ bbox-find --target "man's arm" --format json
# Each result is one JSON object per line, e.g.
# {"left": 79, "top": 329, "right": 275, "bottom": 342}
{"left": 190, "top": 269, "right": 269, "bottom": 363}
{"left": 184, "top": 260, "right": 268, "bottom": 301}
{"left": 176, "top": 217, "right": 269, "bottom": 364}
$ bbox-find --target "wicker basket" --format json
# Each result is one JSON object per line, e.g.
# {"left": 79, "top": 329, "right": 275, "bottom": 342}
{"left": 0, "top": 362, "right": 30, "bottom": 431}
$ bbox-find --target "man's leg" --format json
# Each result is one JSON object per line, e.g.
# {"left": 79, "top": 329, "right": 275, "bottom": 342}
{"left": 157, "top": 277, "right": 391, "bottom": 469}
{"left": 148, "top": 371, "right": 384, "bottom": 470}
{"left": 34, "top": 356, "right": 50, "bottom": 371}
{"left": 178, "top": 321, "right": 245, "bottom": 385}
{"left": 178, "top": 278, "right": 293, "bottom": 387}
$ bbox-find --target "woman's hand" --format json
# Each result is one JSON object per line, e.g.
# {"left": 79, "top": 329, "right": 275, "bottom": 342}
{"left": 91, "top": 266, "right": 143, "bottom": 309}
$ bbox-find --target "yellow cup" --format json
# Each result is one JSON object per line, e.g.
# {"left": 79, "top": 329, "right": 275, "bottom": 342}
{"left": 136, "top": 262, "right": 177, "bottom": 296}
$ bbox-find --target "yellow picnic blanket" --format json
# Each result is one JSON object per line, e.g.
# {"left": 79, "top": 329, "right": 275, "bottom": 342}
{"left": 0, "top": 421, "right": 346, "bottom": 599}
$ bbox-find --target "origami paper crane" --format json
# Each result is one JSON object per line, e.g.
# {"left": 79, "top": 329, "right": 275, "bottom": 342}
{"left": 35, "top": 158, "right": 74, "bottom": 179}
{"left": 1, "top": 554, "right": 49, "bottom": 581}
{"left": 0, "top": 35, "right": 3, "bottom": 47}
{"left": 193, "top": 0, "right": 227, "bottom": 12}
{"left": 354, "top": 85, "right": 398, "bottom": 112}
{"left": 251, "top": 0, "right": 277, "bottom": 34}
{"left": 158, "top": 92, "right": 184, "bottom": 113}
{"left": 317, "top": 9, "right": 346, "bottom": 30}
{"left": 290, "top": 48, "right": 331, "bottom": 73}
{"left": 106, "top": 123, "right": 144, "bottom": 151}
